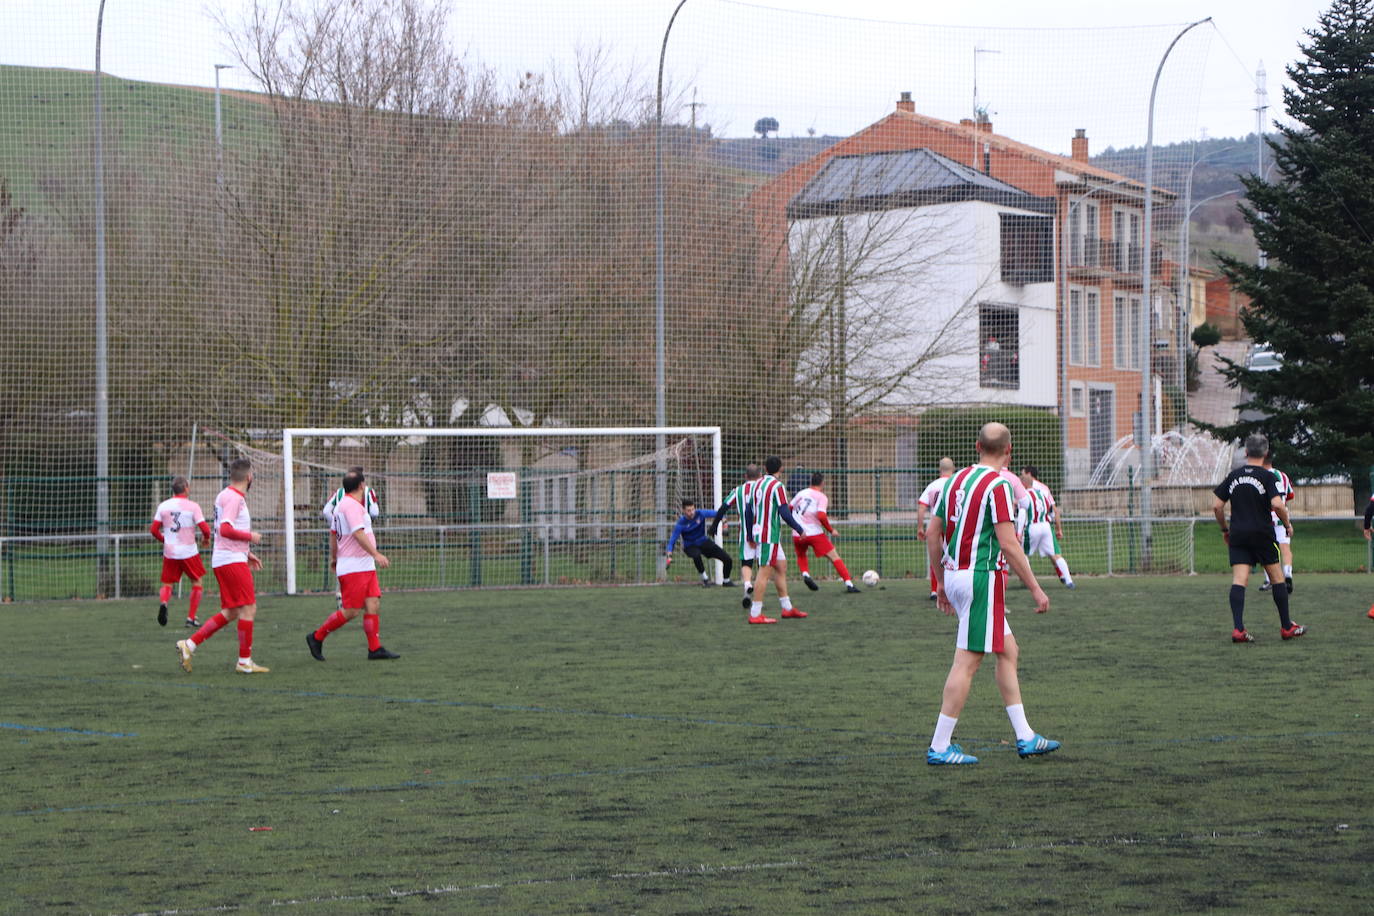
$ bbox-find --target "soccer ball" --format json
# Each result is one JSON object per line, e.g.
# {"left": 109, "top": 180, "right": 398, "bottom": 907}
{"left": 861, "top": 569, "right": 880, "bottom": 587}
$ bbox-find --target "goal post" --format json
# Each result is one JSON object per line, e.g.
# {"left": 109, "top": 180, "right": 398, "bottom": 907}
{"left": 280, "top": 426, "right": 723, "bottom": 594}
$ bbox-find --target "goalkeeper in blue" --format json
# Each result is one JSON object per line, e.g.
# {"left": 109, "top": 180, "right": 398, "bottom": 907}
{"left": 666, "top": 500, "right": 734, "bottom": 587}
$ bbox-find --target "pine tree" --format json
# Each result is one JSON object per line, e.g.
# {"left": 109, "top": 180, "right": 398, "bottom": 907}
{"left": 1213, "top": 0, "right": 1374, "bottom": 489}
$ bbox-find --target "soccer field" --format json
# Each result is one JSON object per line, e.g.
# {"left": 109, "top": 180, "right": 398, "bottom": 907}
{"left": 3, "top": 575, "right": 1372, "bottom": 913}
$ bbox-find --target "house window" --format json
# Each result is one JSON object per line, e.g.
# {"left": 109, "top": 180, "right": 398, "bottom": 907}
{"left": 1069, "top": 286, "right": 1100, "bottom": 368}
{"left": 1085, "top": 288, "right": 1101, "bottom": 367}
{"left": 1114, "top": 293, "right": 1143, "bottom": 370}
{"left": 1113, "top": 208, "right": 1142, "bottom": 273}
{"left": 1000, "top": 214, "right": 1053, "bottom": 284}
{"left": 1069, "top": 381, "right": 1086, "bottom": 417}
{"left": 979, "top": 303, "right": 1019, "bottom": 389}
{"left": 1070, "top": 199, "right": 1099, "bottom": 267}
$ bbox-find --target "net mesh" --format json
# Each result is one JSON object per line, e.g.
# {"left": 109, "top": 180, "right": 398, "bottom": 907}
{"left": 2, "top": 0, "right": 1308, "bottom": 597}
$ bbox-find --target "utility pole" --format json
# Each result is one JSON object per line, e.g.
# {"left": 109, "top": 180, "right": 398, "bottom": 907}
{"left": 1255, "top": 61, "right": 1268, "bottom": 269}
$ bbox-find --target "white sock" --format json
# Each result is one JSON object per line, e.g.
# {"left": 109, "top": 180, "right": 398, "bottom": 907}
{"left": 701, "top": 572, "right": 709, "bottom": 581}
{"left": 1283, "top": 564, "right": 1292, "bottom": 578}
{"left": 779, "top": 596, "right": 793, "bottom": 611}
{"left": 802, "top": 571, "right": 813, "bottom": 578}
{"left": 931, "top": 713, "right": 958, "bottom": 752}
{"left": 844, "top": 579, "right": 854, "bottom": 587}
{"left": 750, "top": 601, "right": 763, "bottom": 619}
{"left": 185, "top": 638, "right": 198, "bottom": 652}
{"left": 1006, "top": 703, "right": 1034, "bottom": 742}
{"left": 1054, "top": 557, "right": 1072, "bottom": 583}
{"left": 238, "top": 656, "right": 251, "bottom": 666}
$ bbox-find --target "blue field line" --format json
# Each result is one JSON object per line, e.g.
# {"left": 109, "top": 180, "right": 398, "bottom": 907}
{"left": 0, "top": 670, "right": 924, "bottom": 741}
{"left": 1, "top": 721, "right": 137, "bottom": 738}
{"left": 3, "top": 748, "right": 923, "bottom": 817}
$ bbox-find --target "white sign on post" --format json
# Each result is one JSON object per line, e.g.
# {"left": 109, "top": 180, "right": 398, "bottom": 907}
{"left": 486, "top": 472, "right": 517, "bottom": 500}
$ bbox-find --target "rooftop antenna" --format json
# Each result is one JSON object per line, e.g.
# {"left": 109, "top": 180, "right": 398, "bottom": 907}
{"left": 973, "top": 45, "right": 1001, "bottom": 167}
{"left": 1254, "top": 60, "right": 1268, "bottom": 268}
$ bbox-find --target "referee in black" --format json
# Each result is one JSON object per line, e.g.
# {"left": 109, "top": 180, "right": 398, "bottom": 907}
{"left": 1212, "top": 433, "right": 1305, "bottom": 643}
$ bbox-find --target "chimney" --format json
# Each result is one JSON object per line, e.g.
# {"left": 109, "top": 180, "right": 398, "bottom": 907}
{"left": 896, "top": 91, "right": 914, "bottom": 113}
{"left": 1071, "top": 128, "right": 1089, "bottom": 163}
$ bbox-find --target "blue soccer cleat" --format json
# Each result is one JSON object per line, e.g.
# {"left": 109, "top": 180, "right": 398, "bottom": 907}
{"left": 927, "top": 743, "right": 979, "bottom": 765}
{"left": 1016, "top": 733, "right": 1061, "bottom": 758}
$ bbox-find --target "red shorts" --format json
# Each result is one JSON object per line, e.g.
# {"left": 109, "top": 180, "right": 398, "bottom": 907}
{"left": 161, "top": 554, "right": 206, "bottom": 584}
{"left": 792, "top": 532, "right": 835, "bottom": 556}
{"left": 338, "top": 570, "right": 381, "bottom": 609}
{"left": 213, "top": 562, "right": 256, "bottom": 610}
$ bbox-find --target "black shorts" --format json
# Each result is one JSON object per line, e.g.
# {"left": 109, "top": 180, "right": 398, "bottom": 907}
{"left": 1228, "top": 535, "right": 1279, "bottom": 568}
{"left": 684, "top": 541, "right": 729, "bottom": 563}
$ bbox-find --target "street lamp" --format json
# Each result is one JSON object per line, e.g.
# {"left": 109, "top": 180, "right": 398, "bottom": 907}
{"left": 1176, "top": 143, "right": 1242, "bottom": 392}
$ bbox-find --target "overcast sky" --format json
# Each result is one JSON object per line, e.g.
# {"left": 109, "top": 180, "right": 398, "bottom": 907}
{"left": 1, "top": 0, "right": 1335, "bottom": 151}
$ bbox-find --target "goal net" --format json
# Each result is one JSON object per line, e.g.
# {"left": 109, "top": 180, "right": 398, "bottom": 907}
{"left": 214, "top": 427, "right": 721, "bottom": 594}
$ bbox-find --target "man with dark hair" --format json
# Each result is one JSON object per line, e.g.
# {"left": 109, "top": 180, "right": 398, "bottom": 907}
{"left": 925, "top": 422, "right": 1057, "bottom": 766}
{"left": 176, "top": 458, "right": 268, "bottom": 674}
{"left": 743, "top": 455, "right": 806, "bottom": 624}
{"left": 709, "top": 464, "right": 761, "bottom": 606}
{"left": 308, "top": 469, "right": 398, "bottom": 661}
{"left": 322, "top": 465, "right": 380, "bottom": 610}
{"left": 1018, "top": 466, "right": 1074, "bottom": 589}
{"left": 665, "top": 499, "right": 734, "bottom": 588}
{"left": 790, "top": 472, "right": 860, "bottom": 593}
{"left": 150, "top": 476, "right": 213, "bottom": 627}
{"left": 1212, "top": 433, "right": 1304, "bottom": 643}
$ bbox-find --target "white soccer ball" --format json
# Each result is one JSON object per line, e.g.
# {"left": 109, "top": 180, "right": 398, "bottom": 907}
{"left": 861, "top": 569, "right": 880, "bottom": 587}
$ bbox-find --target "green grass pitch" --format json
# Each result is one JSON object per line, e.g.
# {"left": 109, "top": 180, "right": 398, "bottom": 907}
{"left": 2, "top": 574, "right": 1372, "bottom": 913}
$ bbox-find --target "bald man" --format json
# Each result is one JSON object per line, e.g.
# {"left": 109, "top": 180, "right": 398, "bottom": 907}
{"left": 916, "top": 457, "right": 956, "bottom": 600}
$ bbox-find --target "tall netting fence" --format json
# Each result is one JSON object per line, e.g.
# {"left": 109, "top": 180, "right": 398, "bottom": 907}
{"left": 4, "top": 0, "right": 1312, "bottom": 599}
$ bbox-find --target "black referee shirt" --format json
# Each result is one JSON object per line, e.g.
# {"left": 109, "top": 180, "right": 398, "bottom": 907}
{"left": 1213, "top": 464, "right": 1280, "bottom": 539}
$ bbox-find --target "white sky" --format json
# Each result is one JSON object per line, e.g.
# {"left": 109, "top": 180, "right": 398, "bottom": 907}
{"left": 1, "top": 0, "right": 1334, "bottom": 149}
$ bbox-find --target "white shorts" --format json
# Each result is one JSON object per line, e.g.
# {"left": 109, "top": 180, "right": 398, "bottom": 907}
{"left": 1272, "top": 522, "right": 1290, "bottom": 545}
{"left": 1025, "top": 521, "right": 1057, "bottom": 558}
{"left": 945, "top": 567, "right": 1012, "bottom": 654}
{"left": 739, "top": 540, "right": 759, "bottom": 562}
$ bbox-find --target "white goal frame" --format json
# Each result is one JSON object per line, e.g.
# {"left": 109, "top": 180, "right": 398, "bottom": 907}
{"left": 281, "top": 426, "right": 723, "bottom": 594}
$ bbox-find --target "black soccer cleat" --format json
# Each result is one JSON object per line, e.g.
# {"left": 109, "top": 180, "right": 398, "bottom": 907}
{"left": 157, "top": 602, "right": 168, "bottom": 627}
{"left": 741, "top": 595, "right": 753, "bottom": 610}
{"left": 845, "top": 584, "right": 862, "bottom": 594}
{"left": 368, "top": 646, "right": 400, "bottom": 660}
{"left": 184, "top": 617, "right": 200, "bottom": 628}
{"left": 722, "top": 578, "right": 734, "bottom": 587}
{"left": 306, "top": 632, "right": 326, "bottom": 661}
{"left": 802, "top": 574, "right": 820, "bottom": 592}
{"left": 701, "top": 578, "right": 713, "bottom": 588}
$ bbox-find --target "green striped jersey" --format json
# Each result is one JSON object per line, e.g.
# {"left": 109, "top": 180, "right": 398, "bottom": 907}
{"left": 722, "top": 479, "right": 757, "bottom": 544}
{"left": 749, "top": 475, "right": 789, "bottom": 544}
{"left": 1025, "top": 488, "right": 1053, "bottom": 526}
{"left": 934, "top": 464, "right": 1016, "bottom": 571}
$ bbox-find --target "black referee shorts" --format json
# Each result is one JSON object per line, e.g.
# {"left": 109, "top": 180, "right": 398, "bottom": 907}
{"left": 1228, "top": 534, "right": 1280, "bottom": 568}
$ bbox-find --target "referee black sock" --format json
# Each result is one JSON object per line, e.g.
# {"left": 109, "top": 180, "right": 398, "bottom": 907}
{"left": 1229, "top": 584, "right": 1246, "bottom": 631}
{"left": 1271, "top": 581, "right": 1293, "bottom": 629}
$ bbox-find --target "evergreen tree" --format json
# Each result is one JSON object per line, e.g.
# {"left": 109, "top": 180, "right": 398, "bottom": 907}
{"left": 1212, "top": 0, "right": 1374, "bottom": 488}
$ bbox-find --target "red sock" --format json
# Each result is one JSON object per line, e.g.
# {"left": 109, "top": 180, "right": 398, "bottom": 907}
{"left": 237, "top": 619, "right": 254, "bottom": 659}
{"left": 189, "top": 586, "right": 203, "bottom": 619}
{"left": 363, "top": 613, "right": 381, "bottom": 651}
{"left": 833, "top": 558, "right": 851, "bottom": 582}
{"left": 159, "top": 584, "right": 173, "bottom": 603}
{"left": 929, "top": 567, "right": 938, "bottom": 592}
{"left": 190, "top": 611, "right": 229, "bottom": 646}
{"left": 315, "top": 610, "right": 349, "bottom": 641}
{"left": 794, "top": 543, "right": 810, "bottom": 575}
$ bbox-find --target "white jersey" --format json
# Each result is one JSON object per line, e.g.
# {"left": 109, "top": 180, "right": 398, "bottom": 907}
{"left": 332, "top": 495, "right": 377, "bottom": 575}
{"left": 918, "top": 477, "right": 949, "bottom": 511}
{"left": 322, "top": 485, "right": 380, "bottom": 521}
{"left": 789, "top": 487, "right": 829, "bottom": 536}
{"left": 152, "top": 496, "right": 206, "bottom": 560}
{"left": 211, "top": 486, "right": 252, "bottom": 568}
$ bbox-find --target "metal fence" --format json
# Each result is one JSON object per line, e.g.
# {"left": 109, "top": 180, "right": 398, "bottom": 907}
{"left": 3, "top": 515, "right": 1368, "bottom": 603}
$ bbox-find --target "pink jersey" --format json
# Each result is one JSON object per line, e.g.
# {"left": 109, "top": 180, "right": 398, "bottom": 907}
{"left": 332, "top": 494, "right": 377, "bottom": 575}
{"left": 212, "top": 486, "right": 252, "bottom": 568}
{"left": 152, "top": 496, "right": 206, "bottom": 560}
{"left": 1000, "top": 468, "right": 1030, "bottom": 504}
{"left": 789, "top": 487, "right": 829, "bottom": 536}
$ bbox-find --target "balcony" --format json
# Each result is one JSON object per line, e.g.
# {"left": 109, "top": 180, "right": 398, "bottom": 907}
{"left": 1066, "top": 238, "right": 1164, "bottom": 282}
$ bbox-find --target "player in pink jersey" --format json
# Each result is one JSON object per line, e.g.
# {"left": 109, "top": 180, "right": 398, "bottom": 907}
{"left": 307, "top": 469, "right": 398, "bottom": 661}
{"left": 917, "top": 457, "right": 955, "bottom": 600}
{"left": 175, "top": 458, "right": 268, "bottom": 675}
{"left": 149, "top": 476, "right": 213, "bottom": 628}
{"left": 790, "top": 472, "right": 860, "bottom": 593}
{"left": 924, "top": 423, "right": 1057, "bottom": 766}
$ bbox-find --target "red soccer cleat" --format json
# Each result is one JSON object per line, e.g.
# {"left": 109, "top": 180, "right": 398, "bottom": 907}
{"left": 780, "top": 608, "right": 807, "bottom": 618}
{"left": 1367, "top": 605, "right": 1374, "bottom": 620}
{"left": 1280, "top": 622, "right": 1307, "bottom": 640}
{"left": 1231, "top": 628, "right": 1255, "bottom": 643}
{"left": 748, "top": 615, "right": 778, "bottom": 625}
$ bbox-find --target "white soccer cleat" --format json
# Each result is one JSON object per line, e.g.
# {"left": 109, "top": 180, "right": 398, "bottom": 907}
{"left": 235, "top": 660, "right": 270, "bottom": 674}
{"left": 175, "top": 639, "right": 194, "bottom": 673}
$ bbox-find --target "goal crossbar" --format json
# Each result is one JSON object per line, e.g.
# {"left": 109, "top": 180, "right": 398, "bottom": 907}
{"left": 281, "top": 426, "right": 723, "bottom": 594}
